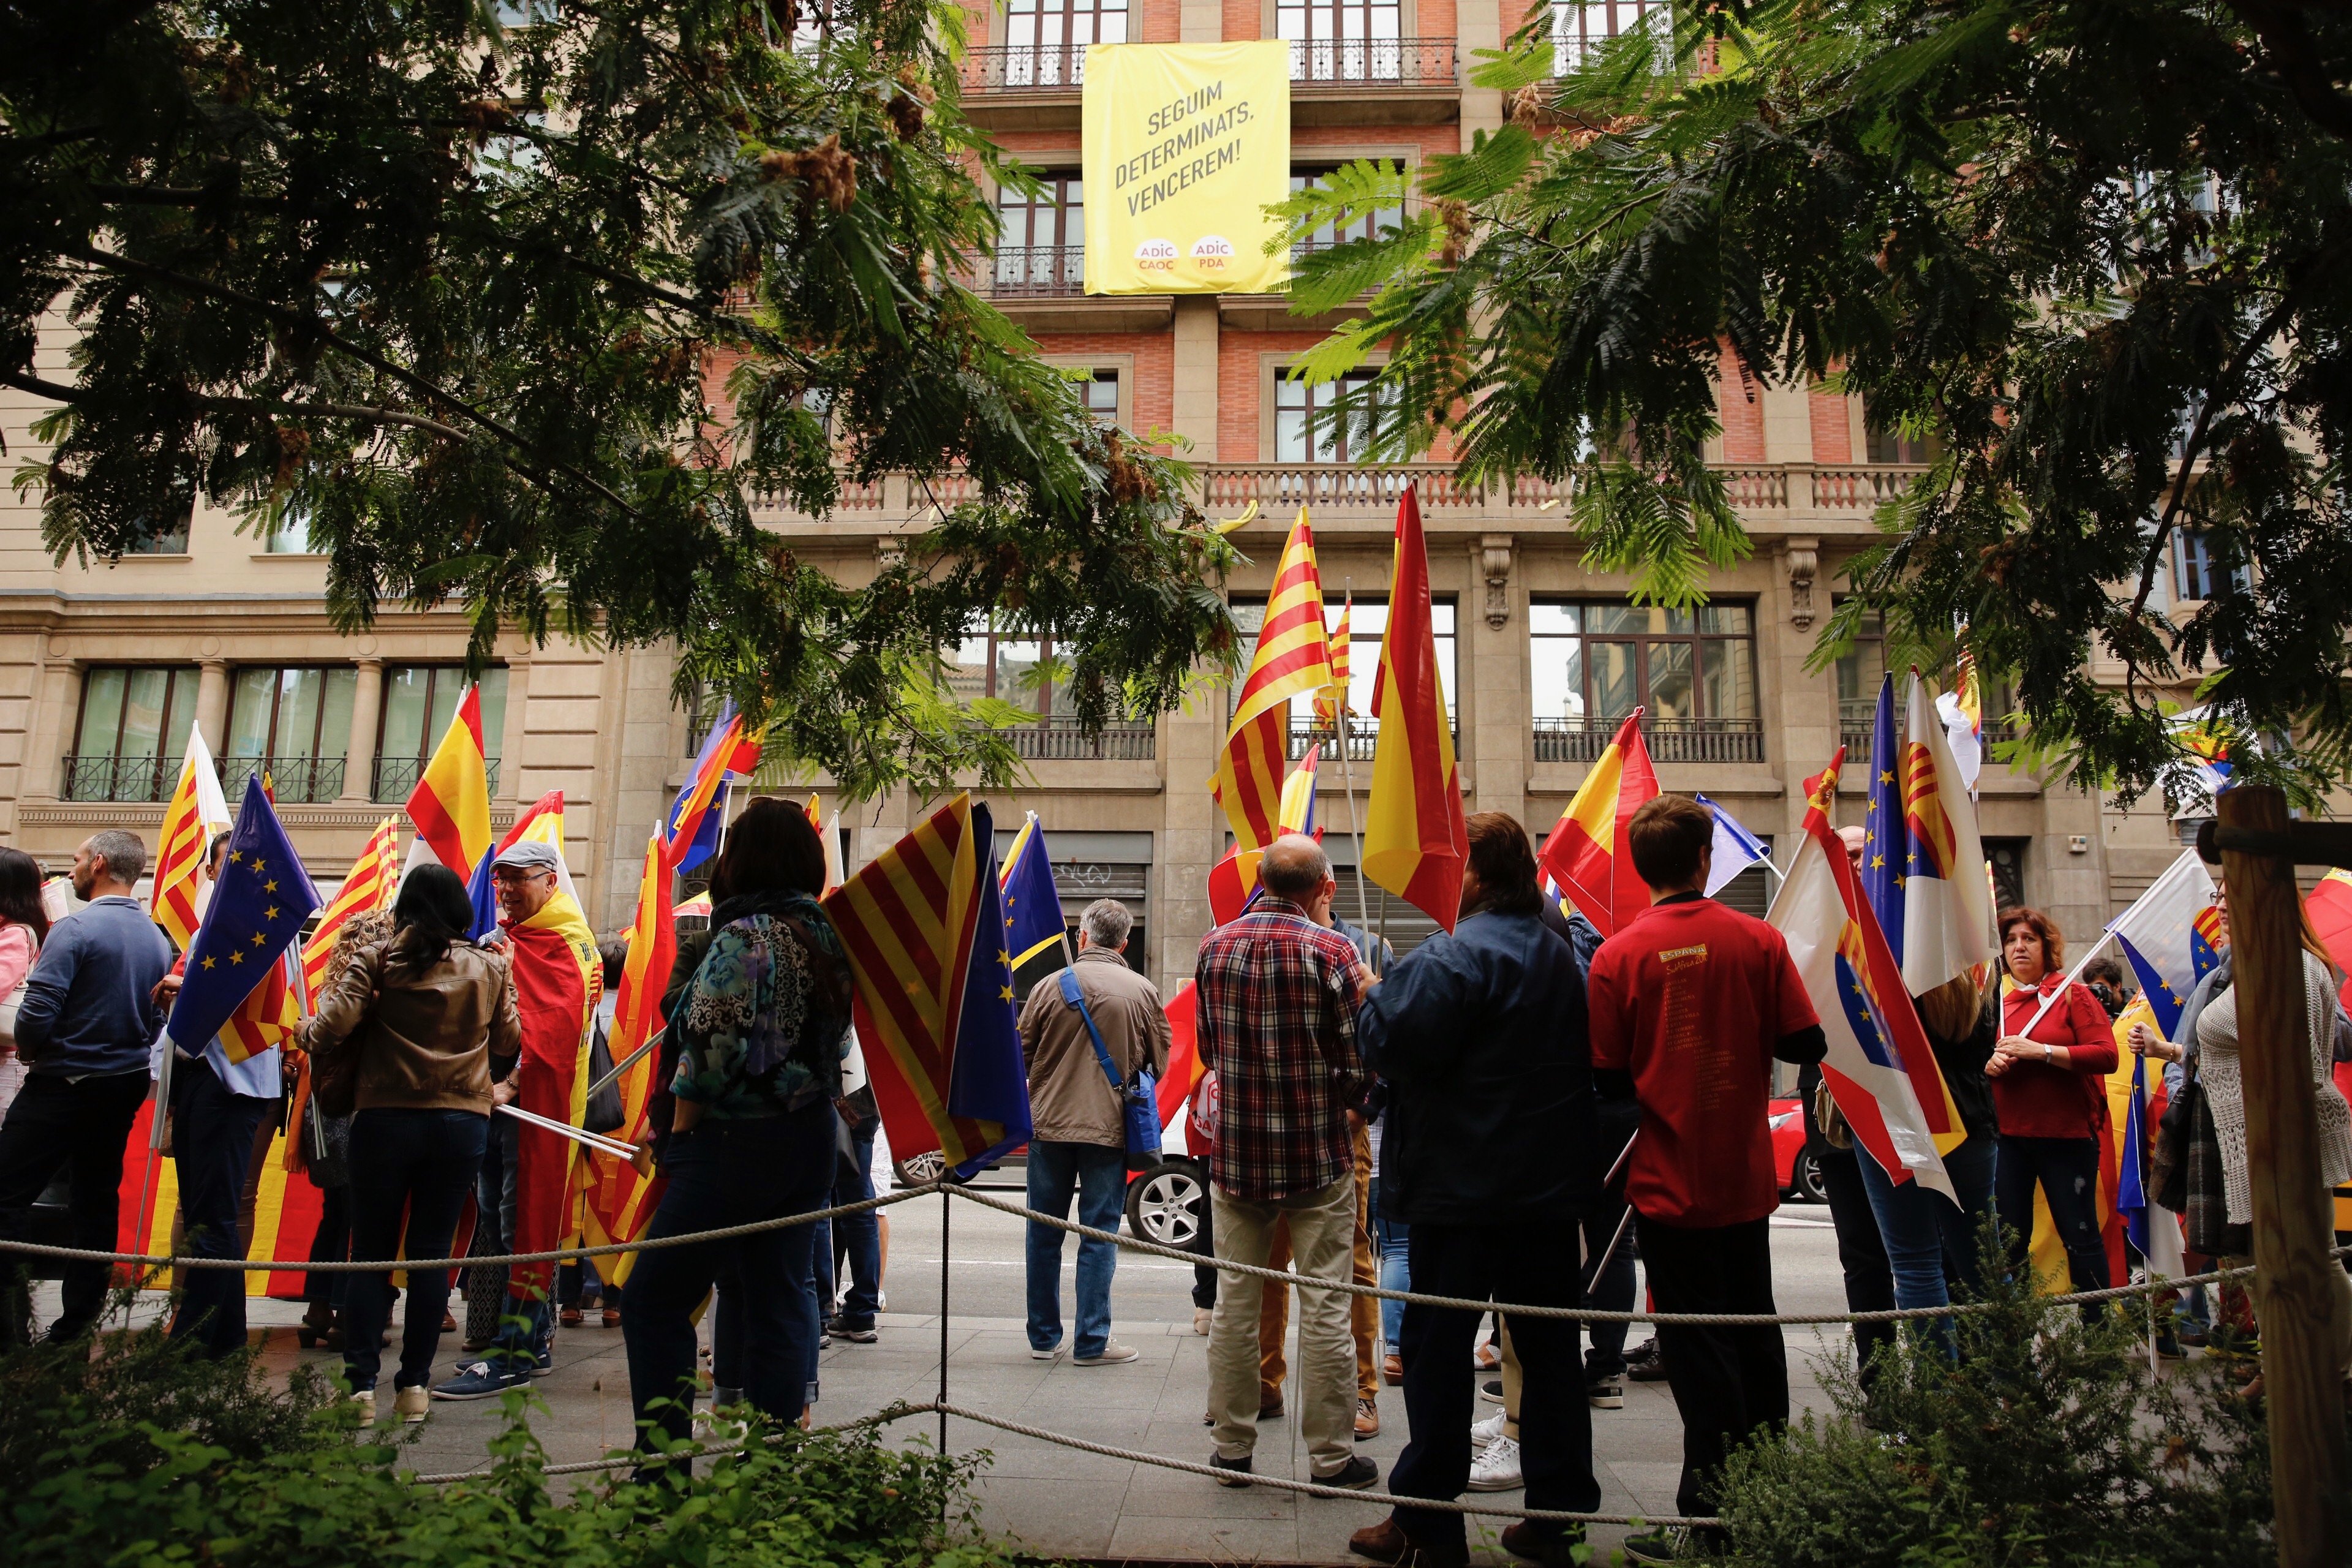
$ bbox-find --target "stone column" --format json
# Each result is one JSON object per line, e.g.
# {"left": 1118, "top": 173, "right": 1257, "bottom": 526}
{"left": 1170, "top": 297, "right": 1220, "bottom": 464}
{"left": 1767, "top": 539, "right": 1837, "bottom": 842}
{"left": 1179, "top": 0, "right": 1221, "bottom": 41}
{"left": 497, "top": 657, "right": 530, "bottom": 803}
{"left": 341, "top": 657, "right": 383, "bottom": 805}
{"left": 1159, "top": 699, "right": 1223, "bottom": 992}
{"left": 1457, "top": 0, "right": 1503, "bottom": 136}
{"left": 1466, "top": 534, "right": 1528, "bottom": 821}
{"left": 194, "top": 657, "right": 229, "bottom": 755}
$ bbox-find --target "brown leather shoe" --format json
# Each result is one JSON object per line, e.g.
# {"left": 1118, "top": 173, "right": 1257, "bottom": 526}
{"left": 1500, "top": 1520, "right": 1588, "bottom": 1566}
{"left": 1354, "top": 1396, "right": 1380, "bottom": 1439}
{"left": 601, "top": 1307, "right": 622, "bottom": 1328}
{"left": 1257, "top": 1397, "right": 1284, "bottom": 1420}
{"left": 560, "top": 1306, "right": 583, "bottom": 1327}
{"left": 1350, "top": 1518, "right": 1468, "bottom": 1568}
{"left": 1382, "top": 1354, "right": 1403, "bottom": 1385}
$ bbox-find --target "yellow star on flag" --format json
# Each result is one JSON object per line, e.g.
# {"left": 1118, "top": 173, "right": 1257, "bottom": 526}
{"left": 200, "top": 956, "right": 215, "bottom": 970}
{"left": 999, "top": 985, "right": 1016, "bottom": 1002}
{"left": 227, "top": 850, "right": 242, "bottom": 863}
{"left": 264, "top": 906, "right": 279, "bottom": 921}
{"left": 228, "top": 950, "right": 244, "bottom": 965}
{"left": 251, "top": 931, "right": 268, "bottom": 945}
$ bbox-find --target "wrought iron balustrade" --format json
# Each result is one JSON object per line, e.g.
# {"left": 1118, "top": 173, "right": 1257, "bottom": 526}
{"left": 1534, "top": 715, "right": 1764, "bottom": 765}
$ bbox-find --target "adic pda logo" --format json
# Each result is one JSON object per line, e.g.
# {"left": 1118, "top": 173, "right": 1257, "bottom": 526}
{"left": 1189, "top": 235, "right": 1235, "bottom": 271}
{"left": 1133, "top": 238, "right": 1178, "bottom": 273}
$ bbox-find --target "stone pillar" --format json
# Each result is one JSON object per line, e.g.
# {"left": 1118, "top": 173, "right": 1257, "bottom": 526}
{"left": 1170, "top": 296, "right": 1220, "bottom": 464}
{"left": 341, "top": 657, "right": 383, "bottom": 805}
{"left": 194, "top": 657, "right": 229, "bottom": 755}
{"left": 1466, "top": 534, "right": 1528, "bottom": 821}
{"left": 1159, "top": 701, "right": 1223, "bottom": 993}
{"left": 497, "top": 657, "right": 530, "bottom": 803}
{"left": 1457, "top": 0, "right": 1503, "bottom": 136}
{"left": 1768, "top": 538, "right": 1838, "bottom": 842}
{"left": 1179, "top": 0, "right": 1221, "bottom": 42}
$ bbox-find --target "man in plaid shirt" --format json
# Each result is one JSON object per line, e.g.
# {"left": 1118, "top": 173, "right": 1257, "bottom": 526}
{"left": 1196, "top": 834, "right": 1378, "bottom": 1491}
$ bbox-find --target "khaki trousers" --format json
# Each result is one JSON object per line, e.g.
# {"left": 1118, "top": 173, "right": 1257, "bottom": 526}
{"left": 1209, "top": 1173, "right": 1358, "bottom": 1475}
{"left": 1258, "top": 1121, "right": 1381, "bottom": 1406}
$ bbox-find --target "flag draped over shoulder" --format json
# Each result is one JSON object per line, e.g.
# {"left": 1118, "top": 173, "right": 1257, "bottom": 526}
{"left": 1538, "top": 709, "right": 1658, "bottom": 938}
{"left": 1363, "top": 486, "right": 1466, "bottom": 931}
{"left": 1772, "top": 750, "right": 1961, "bottom": 1200}
{"left": 167, "top": 775, "right": 322, "bottom": 1058}
{"left": 824, "top": 795, "right": 1032, "bottom": 1180}
{"left": 467, "top": 790, "right": 580, "bottom": 940}
{"left": 302, "top": 818, "right": 399, "bottom": 996}
{"left": 1214, "top": 509, "right": 1333, "bottom": 853}
{"left": 581, "top": 830, "right": 677, "bottom": 1284}
{"left": 1000, "top": 813, "right": 1069, "bottom": 970}
{"left": 404, "top": 684, "right": 493, "bottom": 877}
{"left": 152, "top": 722, "right": 234, "bottom": 949}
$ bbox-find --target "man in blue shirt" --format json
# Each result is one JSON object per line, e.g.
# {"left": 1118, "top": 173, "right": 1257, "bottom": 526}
{"left": 0, "top": 831, "right": 173, "bottom": 1345}
{"left": 152, "top": 833, "right": 284, "bottom": 1357}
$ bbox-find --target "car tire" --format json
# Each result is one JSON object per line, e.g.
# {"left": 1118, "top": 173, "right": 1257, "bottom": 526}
{"left": 1789, "top": 1149, "right": 1828, "bottom": 1205}
{"left": 1125, "top": 1158, "right": 1207, "bottom": 1250}
{"left": 892, "top": 1150, "right": 946, "bottom": 1188}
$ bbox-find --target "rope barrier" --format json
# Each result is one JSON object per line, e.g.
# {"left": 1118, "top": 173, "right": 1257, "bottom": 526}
{"left": 405, "top": 1402, "right": 920, "bottom": 1485}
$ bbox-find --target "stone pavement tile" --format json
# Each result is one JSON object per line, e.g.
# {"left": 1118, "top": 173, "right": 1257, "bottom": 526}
{"left": 973, "top": 1475, "right": 1128, "bottom": 1556}
{"left": 1107, "top": 1513, "right": 1302, "bottom": 1562}
{"left": 1604, "top": 1460, "right": 1687, "bottom": 1517}
{"left": 1117, "top": 1460, "right": 1300, "bottom": 1519}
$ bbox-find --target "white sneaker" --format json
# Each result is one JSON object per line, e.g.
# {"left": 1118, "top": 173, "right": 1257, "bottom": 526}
{"left": 1074, "top": 1338, "right": 1140, "bottom": 1366}
{"left": 1193, "top": 1308, "right": 1212, "bottom": 1336}
{"left": 349, "top": 1389, "right": 375, "bottom": 1427}
{"left": 395, "top": 1386, "right": 430, "bottom": 1425}
{"left": 1467, "top": 1433, "right": 1523, "bottom": 1491}
{"left": 1471, "top": 1408, "right": 1509, "bottom": 1451}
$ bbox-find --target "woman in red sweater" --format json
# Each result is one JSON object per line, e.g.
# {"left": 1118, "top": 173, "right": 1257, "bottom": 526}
{"left": 1985, "top": 907, "right": 2117, "bottom": 1317}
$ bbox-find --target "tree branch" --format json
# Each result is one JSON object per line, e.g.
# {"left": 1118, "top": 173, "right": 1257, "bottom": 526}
{"left": 0, "top": 369, "right": 85, "bottom": 404}
{"left": 195, "top": 396, "right": 471, "bottom": 443}
{"left": 82, "top": 182, "right": 288, "bottom": 211}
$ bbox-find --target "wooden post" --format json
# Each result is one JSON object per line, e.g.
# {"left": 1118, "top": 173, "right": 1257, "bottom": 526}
{"left": 2213, "top": 786, "right": 2351, "bottom": 1568}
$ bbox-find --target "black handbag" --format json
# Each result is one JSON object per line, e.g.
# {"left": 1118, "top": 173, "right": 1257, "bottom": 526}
{"left": 582, "top": 1020, "right": 625, "bottom": 1135}
{"left": 2150, "top": 1074, "right": 2198, "bottom": 1214}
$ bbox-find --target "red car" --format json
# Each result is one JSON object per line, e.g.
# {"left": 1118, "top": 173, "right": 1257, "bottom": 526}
{"left": 1771, "top": 1095, "right": 1825, "bottom": 1202}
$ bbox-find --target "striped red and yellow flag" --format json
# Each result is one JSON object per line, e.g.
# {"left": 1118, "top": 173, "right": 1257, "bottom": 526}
{"left": 301, "top": 817, "right": 400, "bottom": 997}
{"left": 1213, "top": 508, "right": 1334, "bottom": 852}
{"left": 151, "top": 725, "right": 230, "bottom": 951}
{"left": 1537, "top": 709, "right": 1659, "bottom": 938}
{"left": 1313, "top": 593, "right": 1352, "bottom": 726}
{"left": 581, "top": 829, "right": 677, "bottom": 1284}
{"left": 1362, "top": 485, "right": 1468, "bottom": 931}
{"left": 823, "top": 793, "right": 1014, "bottom": 1174}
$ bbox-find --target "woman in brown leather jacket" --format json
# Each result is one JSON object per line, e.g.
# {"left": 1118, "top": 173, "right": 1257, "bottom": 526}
{"left": 300, "top": 862, "right": 521, "bottom": 1425}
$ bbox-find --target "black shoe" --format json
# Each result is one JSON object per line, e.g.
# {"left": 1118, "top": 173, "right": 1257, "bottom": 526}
{"left": 1626, "top": 1340, "right": 1669, "bottom": 1382}
{"left": 1210, "top": 1451, "right": 1253, "bottom": 1488}
{"left": 1479, "top": 1378, "right": 1504, "bottom": 1404}
{"left": 1499, "top": 1520, "right": 1588, "bottom": 1567}
{"left": 826, "top": 1319, "right": 878, "bottom": 1344}
{"left": 1314, "top": 1454, "right": 1380, "bottom": 1490}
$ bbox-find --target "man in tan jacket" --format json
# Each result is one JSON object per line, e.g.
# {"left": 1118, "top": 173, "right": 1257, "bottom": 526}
{"left": 1017, "top": 897, "right": 1169, "bottom": 1366}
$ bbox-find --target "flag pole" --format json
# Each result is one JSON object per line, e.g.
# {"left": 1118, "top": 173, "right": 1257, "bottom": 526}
{"left": 1335, "top": 578, "right": 1376, "bottom": 967}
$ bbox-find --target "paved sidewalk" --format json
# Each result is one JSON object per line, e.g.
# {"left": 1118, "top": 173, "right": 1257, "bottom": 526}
{"left": 38, "top": 1196, "right": 1863, "bottom": 1563}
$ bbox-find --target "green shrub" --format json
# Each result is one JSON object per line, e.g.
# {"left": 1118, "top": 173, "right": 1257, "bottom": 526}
{"left": 5, "top": 1311, "right": 1014, "bottom": 1568}
{"left": 1714, "top": 1256, "right": 2302, "bottom": 1568}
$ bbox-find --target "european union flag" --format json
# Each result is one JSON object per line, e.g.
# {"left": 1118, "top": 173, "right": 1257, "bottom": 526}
{"left": 1861, "top": 673, "right": 1910, "bottom": 965}
{"left": 1000, "top": 812, "right": 1070, "bottom": 973}
{"left": 167, "top": 774, "right": 321, "bottom": 1052}
{"left": 946, "top": 802, "right": 1035, "bottom": 1178}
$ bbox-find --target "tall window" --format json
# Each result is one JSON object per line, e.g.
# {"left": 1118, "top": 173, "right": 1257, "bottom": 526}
{"left": 2174, "top": 529, "right": 2248, "bottom": 601}
{"left": 1529, "top": 602, "right": 1757, "bottom": 723}
{"left": 1275, "top": 368, "right": 1382, "bottom": 462}
{"left": 951, "top": 619, "right": 1066, "bottom": 718}
{"left": 66, "top": 666, "right": 199, "bottom": 802}
{"left": 1833, "top": 608, "right": 1885, "bottom": 749}
{"left": 1290, "top": 168, "right": 1403, "bottom": 254}
{"left": 1003, "top": 0, "right": 1125, "bottom": 85}
{"left": 1864, "top": 401, "right": 1936, "bottom": 464}
{"left": 123, "top": 489, "right": 194, "bottom": 555}
{"left": 1551, "top": 0, "right": 1662, "bottom": 72}
{"left": 1280, "top": 0, "right": 1401, "bottom": 81}
{"left": 1080, "top": 371, "right": 1119, "bottom": 425}
{"left": 374, "top": 666, "right": 508, "bottom": 802}
{"left": 997, "top": 173, "right": 1083, "bottom": 292}
{"left": 1232, "top": 597, "right": 1455, "bottom": 755}
{"left": 225, "top": 667, "right": 357, "bottom": 803}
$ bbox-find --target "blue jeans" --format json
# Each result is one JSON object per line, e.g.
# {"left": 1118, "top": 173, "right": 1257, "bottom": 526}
{"left": 622, "top": 1105, "right": 835, "bottom": 1458}
{"left": 344, "top": 1108, "right": 489, "bottom": 1390}
{"left": 168, "top": 1060, "right": 274, "bottom": 1358}
{"left": 1995, "top": 1134, "right": 2111, "bottom": 1321}
{"left": 1024, "top": 1139, "right": 1127, "bottom": 1357}
{"left": 832, "top": 1124, "right": 881, "bottom": 1329}
{"left": 1855, "top": 1134, "right": 1998, "bottom": 1354}
{"left": 1371, "top": 1185, "right": 1409, "bottom": 1355}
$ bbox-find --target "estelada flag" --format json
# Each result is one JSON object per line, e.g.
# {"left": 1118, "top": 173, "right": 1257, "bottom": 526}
{"left": 1538, "top": 708, "right": 1658, "bottom": 938}
{"left": 1213, "top": 508, "right": 1334, "bottom": 853}
{"left": 1771, "top": 748, "right": 1961, "bottom": 1200}
{"left": 404, "top": 684, "right": 493, "bottom": 878}
{"left": 1363, "top": 485, "right": 1466, "bottom": 930}
{"left": 825, "top": 794, "right": 1032, "bottom": 1180}
{"left": 581, "top": 829, "right": 676, "bottom": 1285}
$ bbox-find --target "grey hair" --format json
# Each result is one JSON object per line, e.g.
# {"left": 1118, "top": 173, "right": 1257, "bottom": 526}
{"left": 1080, "top": 898, "right": 1133, "bottom": 951}
{"left": 87, "top": 829, "right": 147, "bottom": 885}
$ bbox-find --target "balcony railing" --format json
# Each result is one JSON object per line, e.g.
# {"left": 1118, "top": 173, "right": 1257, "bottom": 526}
{"left": 1840, "top": 701, "right": 2019, "bottom": 766}
{"left": 961, "top": 37, "right": 1457, "bottom": 93}
{"left": 61, "top": 754, "right": 179, "bottom": 804}
{"left": 1534, "top": 715, "right": 1765, "bottom": 765}
{"left": 222, "top": 755, "right": 347, "bottom": 805}
{"left": 373, "top": 754, "right": 502, "bottom": 804}
{"left": 973, "top": 245, "right": 1084, "bottom": 298}
{"left": 1006, "top": 718, "right": 1156, "bottom": 761}
{"left": 1283, "top": 715, "right": 1460, "bottom": 763}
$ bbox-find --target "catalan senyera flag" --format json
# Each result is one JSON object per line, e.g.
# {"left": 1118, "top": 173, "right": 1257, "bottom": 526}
{"left": 1314, "top": 595, "right": 1352, "bottom": 726}
{"left": 1208, "top": 744, "right": 1324, "bottom": 926}
{"left": 404, "top": 684, "right": 494, "bottom": 878}
{"left": 152, "top": 722, "right": 234, "bottom": 950}
{"left": 824, "top": 794, "right": 1033, "bottom": 1180}
{"left": 1537, "top": 709, "right": 1659, "bottom": 939}
{"left": 581, "top": 829, "right": 677, "bottom": 1286}
{"left": 301, "top": 818, "right": 400, "bottom": 997}
{"left": 1214, "top": 508, "right": 1334, "bottom": 853}
{"left": 116, "top": 1100, "right": 324, "bottom": 1297}
{"left": 1363, "top": 486, "right": 1466, "bottom": 931}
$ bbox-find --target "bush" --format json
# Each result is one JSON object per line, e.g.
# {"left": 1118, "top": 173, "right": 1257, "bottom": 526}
{"left": 1715, "top": 1254, "right": 2297, "bottom": 1567}
{"left": 6, "top": 1310, "right": 1014, "bottom": 1568}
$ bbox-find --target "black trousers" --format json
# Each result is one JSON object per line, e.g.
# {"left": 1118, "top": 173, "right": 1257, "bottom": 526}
{"left": 0, "top": 1069, "right": 149, "bottom": 1343}
{"left": 167, "top": 1060, "right": 274, "bottom": 1357}
{"left": 1637, "top": 1213, "right": 1786, "bottom": 1520}
{"left": 1995, "top": 1134, "right": 2110, "bottom": 1322}
{"left": 1818, "top": 1145, "right": 1896, "bottom": 1385}
{"left": 1388, "top": 1221, "right": 1599, "bottom": 1550}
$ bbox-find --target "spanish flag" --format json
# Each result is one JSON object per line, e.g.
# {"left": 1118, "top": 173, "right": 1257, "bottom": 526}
{"left": 405, "top": 684, "right": 494, "bottom": 878}
{"left": 1538, "top": 708, "right": 1659, "bottom": 938}
{"left": 1362, "top": 485, "right": 1466, "bottom": 931}
{"left": 581, "top": 829, "right": 676, "bottom": 1286}
{"left": 1214, "top": 509, "right": 1334, "bottom": 853}
{"left": 824, "top": 794, "right": 1033, "bottom": 1180}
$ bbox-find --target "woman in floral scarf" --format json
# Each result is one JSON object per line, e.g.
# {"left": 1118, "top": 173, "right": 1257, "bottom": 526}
{"left": 622, "top": 798, "right": 851, "bottom": 1464}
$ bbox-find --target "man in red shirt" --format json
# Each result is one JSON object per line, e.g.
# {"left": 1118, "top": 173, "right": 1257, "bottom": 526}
{"left": 1587, "top": 796, "right": 1825, "bottom": 1560}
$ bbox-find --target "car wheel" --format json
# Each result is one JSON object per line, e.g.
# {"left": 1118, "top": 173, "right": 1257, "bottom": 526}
{"left": 1125, "top": 1159, "right": 1205, "bottom": 1250}
{"left": 892, "top": 1150, "right": 946, "bottom": 1188}
{"left": 1790, "top": 1149, "right": 1828, "bottom": 1205}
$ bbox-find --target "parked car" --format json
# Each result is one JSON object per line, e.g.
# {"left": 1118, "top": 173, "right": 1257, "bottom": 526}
{"left": 1771, "top": 1095, "right": 1825, "bottom": 1203}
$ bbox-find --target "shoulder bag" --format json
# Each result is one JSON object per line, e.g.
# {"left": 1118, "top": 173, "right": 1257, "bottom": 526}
{"left": 1058, "top": 967, "right": 1161, "bottom": 1170}
{"left": 0, "top": 923, "right": 39, "bottom": 1057}
{"left": 2149, "top": 1069, "right": 2198, "bottom": 1215}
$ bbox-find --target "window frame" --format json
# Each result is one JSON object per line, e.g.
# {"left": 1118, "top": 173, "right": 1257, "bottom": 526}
{"left": 1550, "top": 0, "right": 1664, "bottom": 74}
{"left": 371, "top": 664, "right": 508, "bottom": 801}
{"left": 1526, "top": 598, "right": 1760, "bottom": 727}
{"left": 66, "top": 665, "right": 201, "bottom": 801}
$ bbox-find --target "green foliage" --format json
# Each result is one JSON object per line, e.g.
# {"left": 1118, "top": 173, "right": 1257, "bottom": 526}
{"left": 1272, "top": 0, "right": 2352, "bottom": 804}
{"left": 1, "top": 0, "right": 1240, "bottom": 797}
{"left": 1717, "top": 1255, "right": 2289, "bottom": 1567}
{"left": 6, "top": 1319, "right": 1012, "bottom": 1568}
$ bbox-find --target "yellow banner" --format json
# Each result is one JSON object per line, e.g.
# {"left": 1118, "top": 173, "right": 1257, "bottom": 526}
{"left": 1082, "top": 42, "right": 1292, "bottom": 295}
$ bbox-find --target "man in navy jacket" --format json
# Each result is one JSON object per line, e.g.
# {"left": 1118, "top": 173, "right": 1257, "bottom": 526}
{"left": 1347, "top": 812, "right": 1601, "bottom": 1568}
